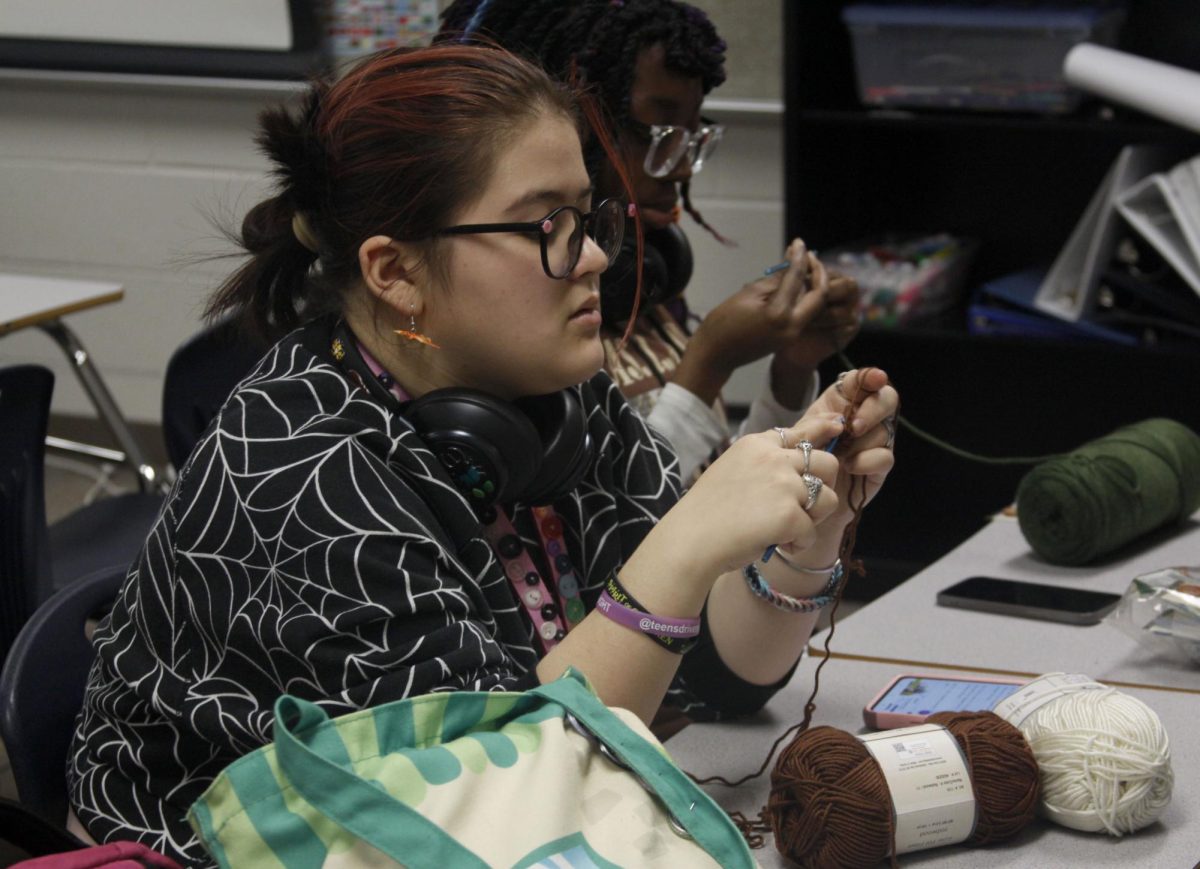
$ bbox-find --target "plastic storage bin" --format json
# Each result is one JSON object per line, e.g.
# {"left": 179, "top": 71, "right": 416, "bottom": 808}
{"left": 842, "top": 3, "right": 1126, "bottom": 113}
{"left": 821, "top": 234, "right": 977, "bottom": 327}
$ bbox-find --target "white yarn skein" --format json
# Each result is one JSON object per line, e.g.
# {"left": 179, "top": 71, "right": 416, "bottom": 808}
{"left": 1015, "top": 685, "right": 1173, "bottom": 835}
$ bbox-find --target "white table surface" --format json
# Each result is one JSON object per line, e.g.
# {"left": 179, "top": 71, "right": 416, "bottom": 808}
{"left": 0, "top": 270, "right": 162, "bottom": 489}
{"left": 809, "top": 515, "right": 1200, "bottom": 693}
{"left": 0, "top": 272, "right": 123, "bottom": 335}
{"left": 666, "top": 655, "right": 1197, "bottom": 868}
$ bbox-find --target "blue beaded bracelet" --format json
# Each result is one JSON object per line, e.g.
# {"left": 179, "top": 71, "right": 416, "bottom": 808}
{"left": 743, "top": 560, "right": 844, "bottom": 613}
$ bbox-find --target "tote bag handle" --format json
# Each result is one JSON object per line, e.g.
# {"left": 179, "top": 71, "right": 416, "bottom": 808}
{"left": 272, "top": 673, "right": 754, "bottom": 869}
{"left": 529, "top": 676, "right": 753, "bottom": 868}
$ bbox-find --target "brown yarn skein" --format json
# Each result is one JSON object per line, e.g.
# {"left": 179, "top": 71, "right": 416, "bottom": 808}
{"left": 766, "top": 712, "right": 1040, "bottom": 869}
{"left": 927, "top": 711, "right": 1041, "bottom": 843}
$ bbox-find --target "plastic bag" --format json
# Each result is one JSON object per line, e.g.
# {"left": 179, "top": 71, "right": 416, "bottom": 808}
{"left": 1107, "top": 566, "right": 1200, "bottom": 664}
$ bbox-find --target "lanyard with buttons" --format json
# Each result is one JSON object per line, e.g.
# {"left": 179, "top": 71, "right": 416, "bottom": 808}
{"left": 481, "top": 505, "right": 585, "bottom": 654}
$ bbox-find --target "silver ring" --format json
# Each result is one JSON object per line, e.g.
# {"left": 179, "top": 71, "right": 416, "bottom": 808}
{"left": 835, "top": 370, "right": 850, "bottom": 398}
{"left": 883, "top": 416, "right": 897, "bottom": 449}
{"left": 774, "top": 426, "right": 790, "bottom": 449}
{"left": 801, "top": 473, "right": 823, "bottom": 512}
{"left": 797, "top": 439, "right": 813, "bottom": 474}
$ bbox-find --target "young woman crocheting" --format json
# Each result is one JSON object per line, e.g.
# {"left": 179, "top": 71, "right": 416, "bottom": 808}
{"left": 440, "top": 0, "right": 863, "bottom": 484}
{"left": 68, "top": 44, "right": 897, "bottom": 866}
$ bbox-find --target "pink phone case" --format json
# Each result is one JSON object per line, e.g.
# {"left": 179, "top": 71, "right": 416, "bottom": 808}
{"left": 862, "top": 672, "right": 1026, "bottom": 730}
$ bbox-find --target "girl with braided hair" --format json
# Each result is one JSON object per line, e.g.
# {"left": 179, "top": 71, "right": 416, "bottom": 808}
{"left": 67, "top": 42, "right": 895, "bottom": 866}
{"left": 440, "top": 0, "right": 862, "bottom": 484}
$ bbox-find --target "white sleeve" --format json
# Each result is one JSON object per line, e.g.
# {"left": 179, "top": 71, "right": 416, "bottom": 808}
{"left": 737, "top": 365, "right": 821, "bottom": 438}
{"left": 644, "top": 381, "right": 728, "bottom": 484}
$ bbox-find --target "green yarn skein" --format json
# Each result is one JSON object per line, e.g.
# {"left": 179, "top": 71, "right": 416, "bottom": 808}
{"left": 1016, "top": 418, "right": 1200, "bottom": 565}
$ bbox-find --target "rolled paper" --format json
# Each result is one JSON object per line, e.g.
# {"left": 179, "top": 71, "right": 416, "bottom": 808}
{"left": 1064, "top": 44, "right": 1200, "bottom": 135}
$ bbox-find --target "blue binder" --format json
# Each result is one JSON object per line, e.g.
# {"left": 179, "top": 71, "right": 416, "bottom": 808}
{"left": 969, "top": 270, "right": 1139, "bottom": 346}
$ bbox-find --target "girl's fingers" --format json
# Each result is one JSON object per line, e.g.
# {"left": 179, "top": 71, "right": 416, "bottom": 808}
{"left": 782, "top": 412, "right": 846, "bottom": 453}
{"left": 841, "top": 445, "right": 895, "bottom": 478}
{"left": 767, "top": 238, "right": 809, "bottom": 316}
{"left": 845, "top": 385, "right": 899, "bottom": 436}
{"left": 832, "top": 367, "right": 890, "bottom": 403}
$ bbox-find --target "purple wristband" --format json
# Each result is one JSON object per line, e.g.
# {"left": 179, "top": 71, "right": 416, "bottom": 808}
{"left": 596, "top": 591, "right": 701, "bottom": 640}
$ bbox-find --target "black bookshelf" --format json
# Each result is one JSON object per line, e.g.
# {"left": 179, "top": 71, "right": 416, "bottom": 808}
{"left": 783, "top": 2, "right": 1200, "bottom": 598}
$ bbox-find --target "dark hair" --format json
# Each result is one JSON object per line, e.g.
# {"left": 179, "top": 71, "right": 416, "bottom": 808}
{"left": 438, "top": 0, "right": 727, "bottom": 237}
{"left": 206, "top": 44, "right": 583, "bottom": 342}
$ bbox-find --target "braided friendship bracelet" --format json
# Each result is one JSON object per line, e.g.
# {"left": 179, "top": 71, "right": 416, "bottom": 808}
{"left": 599, "top": 572, "right": 701, "bottom": 654}
{"left": 743, "top": 560, "right": 845, "bottom": 614}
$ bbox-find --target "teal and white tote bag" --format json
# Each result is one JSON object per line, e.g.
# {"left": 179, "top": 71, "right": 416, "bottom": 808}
{"left": 189, "top": 669, "right": 755, "bottom": 868}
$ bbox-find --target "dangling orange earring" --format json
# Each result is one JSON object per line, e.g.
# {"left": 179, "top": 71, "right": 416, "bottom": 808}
{"left": 395, "top": 307, "right": 440, "bottom": 349}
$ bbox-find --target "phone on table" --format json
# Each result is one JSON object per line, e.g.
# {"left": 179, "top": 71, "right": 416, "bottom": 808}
{"left": 936, "top": 576, "right": 1122, "bottom": 626}
{"left": 863, "top": 673, "right": 1026, "bottom": 729}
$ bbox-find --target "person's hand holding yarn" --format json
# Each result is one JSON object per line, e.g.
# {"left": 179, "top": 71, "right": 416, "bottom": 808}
{"left": 770, "top": 368, "right": 897, "bottom": 564}
{"left": 768, "top": 269, "right": 862, "bottom": 398}
{"left": 659, "top": 412, "right": 844, "bottom": 567}
{"left": 671, "top": 238, "right": 829, "bottom": 406}
{"left": 652, "top": 412, "right": 846, "bottom": 578}
{"left": 830, "top": 366, "right": 897, "bottom": 507}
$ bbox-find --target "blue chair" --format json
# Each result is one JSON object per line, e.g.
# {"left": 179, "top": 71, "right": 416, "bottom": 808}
{"left": 0, "top": 365, "right": 160, "bottom": 660}
{"left": 0, "top": 366, "right": 54, "bottom": 660}
{"left": 161, "top": 316, "right": 264, "bottom": 472}
{"left": 0, "top": 564, "right": 125, "bottom": 823}
{"left": 0, "top": 796, "right": 86, "bottom": 858}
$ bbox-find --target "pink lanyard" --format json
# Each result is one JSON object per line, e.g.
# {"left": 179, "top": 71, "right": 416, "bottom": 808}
{"left": 481, "top": 506, "right": 585, "bottom": 653}
{"left": 356, "top": 340, "right": 584, "bottom": 654}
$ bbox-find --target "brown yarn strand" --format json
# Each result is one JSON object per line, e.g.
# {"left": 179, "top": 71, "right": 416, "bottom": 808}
{"left": 689, "top": 369, "right": 882, "bottom": 793}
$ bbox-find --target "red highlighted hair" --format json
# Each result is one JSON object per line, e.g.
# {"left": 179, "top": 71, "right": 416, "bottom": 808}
{"left": 208, "top": 44, "right": 635, "bottom": 342}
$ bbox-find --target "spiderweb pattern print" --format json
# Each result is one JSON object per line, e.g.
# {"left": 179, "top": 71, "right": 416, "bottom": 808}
{"left": 67, "top": 318, "right": 719, "bottom": 866}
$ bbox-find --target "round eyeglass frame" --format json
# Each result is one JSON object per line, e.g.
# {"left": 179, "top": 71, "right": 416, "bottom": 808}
{"left": 625, "top": 117, "right": 725, "bottom": 179}
{"left": 436, "top": 198, "right": 628, "bottom": 279}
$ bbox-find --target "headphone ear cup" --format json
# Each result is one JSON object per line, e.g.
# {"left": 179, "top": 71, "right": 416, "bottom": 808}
{"left": 599, "top": 223, "right": 693, "bottom": 327}
{"left": 329, "top": 321, "right": 592, "bottom": 509}
{"left": 404, "top": 390, "right": 543, "bottom": 507}
{"left": 600, "top": 231, "right": 670, "bottom": 327}
{"left": 650, "top": 222, "right": 693, "bottom": 298}
{"left": 515, "top": 390, "right": 594, "bottom": 505}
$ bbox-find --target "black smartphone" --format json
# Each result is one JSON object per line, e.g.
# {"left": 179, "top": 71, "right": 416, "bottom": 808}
{"left": 936, "top": 576, "right": 1122, "bottom": 626}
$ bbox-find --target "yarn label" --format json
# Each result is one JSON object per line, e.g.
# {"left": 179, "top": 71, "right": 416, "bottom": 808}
{"left": 858, "top": 724, "right": 976, "bottom": 854}
{"left": 993, "top": 673, "right": 1105, "bottom": 727}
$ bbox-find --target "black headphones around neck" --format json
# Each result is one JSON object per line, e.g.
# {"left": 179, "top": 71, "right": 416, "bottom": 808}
{"left": 331, "top": 320, "right": 594, "bottom": 510}
{"left": 600, "top": 222, "right": 693, "bottom": 327}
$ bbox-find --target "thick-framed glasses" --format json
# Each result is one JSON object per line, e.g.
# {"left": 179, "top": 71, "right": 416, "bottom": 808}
{"left": 625, "top": 116, "right": 724, "bottom": 179}
{"left": 436, "top": 198, "right": 626, "bottom": 279}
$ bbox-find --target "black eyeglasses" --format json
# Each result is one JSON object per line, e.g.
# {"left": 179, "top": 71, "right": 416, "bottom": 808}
{"left": 624, "top": 116, "right": 724, "bottom": 179}
{"left": 436, "top": 198, "right": 627, "bottom": 279}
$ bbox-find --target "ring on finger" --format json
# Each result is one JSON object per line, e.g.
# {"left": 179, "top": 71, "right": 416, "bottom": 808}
{"left": 801, "top": 472, "right": 823, "bottom": 512}
{"left": 835, "top": 370, "right": 850, "bottom": 398}
{"left": 883, "top": 416, "right": 897, "bottom": 449}
{"left": 796, "top": 439, "right": 813, "bottom": 474}
{"left": 774, "top": 426, "right": 790, "bottom": 449}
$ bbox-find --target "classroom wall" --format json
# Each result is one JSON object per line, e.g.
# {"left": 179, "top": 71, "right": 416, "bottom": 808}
{"left": 0, "top": 0, "right": 785, "bottom": 423}
{"left": 0, "top": 78, "right": 276, "bottom": 422}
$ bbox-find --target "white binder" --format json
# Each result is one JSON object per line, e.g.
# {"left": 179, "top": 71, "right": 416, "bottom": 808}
{"left": 1034, "top": 145, "right": 1179, "bottom": 321}
{"left": 1115, "top": 154, "right": 1200, "bottom": 299}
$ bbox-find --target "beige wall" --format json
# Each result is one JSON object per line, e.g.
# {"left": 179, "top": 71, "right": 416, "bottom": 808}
{"left": 0, "top": 2, "right": 784, "bottom": 422}
{"left": 692, "top": 0, "right": 783, "bottom": 100}
{"left": 0, "top": 76, "right": 280, "bottom": 420}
